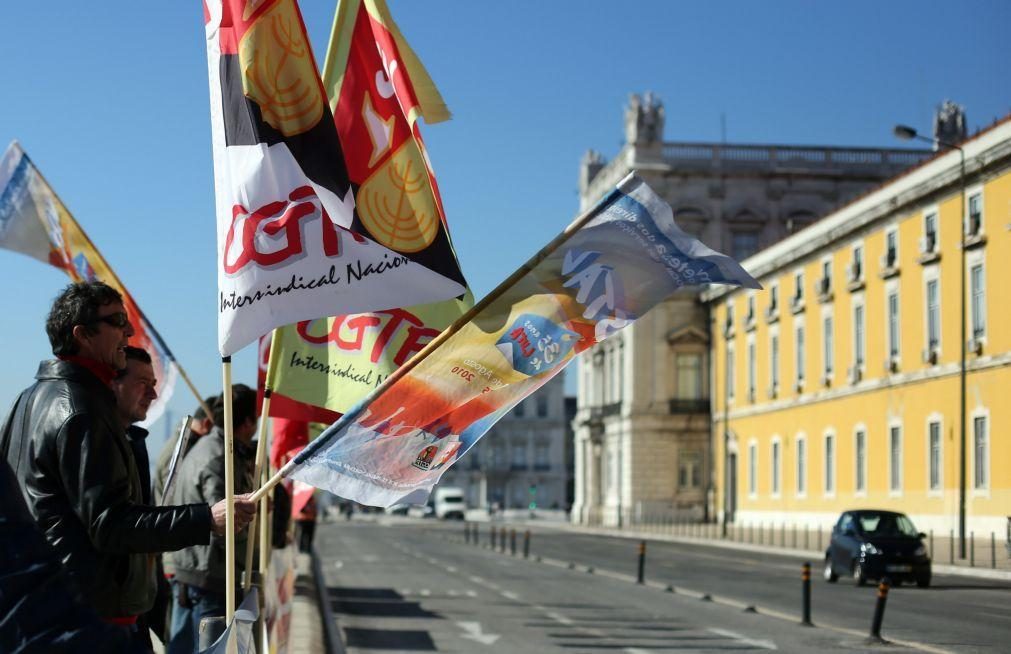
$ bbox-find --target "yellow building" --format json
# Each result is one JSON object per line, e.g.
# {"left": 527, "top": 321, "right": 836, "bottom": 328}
{"left": 706, "top": 116, "right": 1011, "bottom": 543}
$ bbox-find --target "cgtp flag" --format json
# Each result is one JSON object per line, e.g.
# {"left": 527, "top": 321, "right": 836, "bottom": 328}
{"left": 204, "top": 0, "right": 468, "bottom": 356}
{"left": 0, "top": 142, "right": 179, "bottom": 427}
{"left": 284, "top": 175, "right": 761, "bottom": 507}
{"left": 262, "top": 0, "right": 470, "bottom": 422}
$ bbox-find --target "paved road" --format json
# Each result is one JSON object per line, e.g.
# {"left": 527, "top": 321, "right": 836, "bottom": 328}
{"left": 313, "top": 519, "right": 969, "bottom": 653}
{"left": 447, "top": 520, "right": 1011, "bottom": 653}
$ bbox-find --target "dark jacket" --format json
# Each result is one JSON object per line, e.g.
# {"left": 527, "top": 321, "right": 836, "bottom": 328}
{"left": 168, "top": 426, "right": 256, "bottom": 591}
{"left": 0, "top": 360, "right": 213, "bottom": 618}
{"left": 0, "top": 459, "right": 139, "bottom": 653}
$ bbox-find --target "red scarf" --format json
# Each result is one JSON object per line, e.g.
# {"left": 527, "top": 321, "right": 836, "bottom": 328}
{"left": 58, "top": 355, "right": 117, "bottom": 388}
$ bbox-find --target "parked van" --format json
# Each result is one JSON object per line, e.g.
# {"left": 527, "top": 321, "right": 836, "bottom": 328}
{"left": 433, "top": 486, "right": 466, "bottom": 520}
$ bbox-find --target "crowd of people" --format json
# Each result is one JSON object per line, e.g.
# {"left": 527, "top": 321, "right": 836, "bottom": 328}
{"left": 0, "top": 281, "right": 299, "bottom": 653}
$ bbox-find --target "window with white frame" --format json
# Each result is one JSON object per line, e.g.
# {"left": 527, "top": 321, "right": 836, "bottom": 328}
{"left": 822, "top": 314, "right": 834, "bottom": 377}
{"left": 926, "top": 278, "right": 940, "bottom": 352}
{"left": 726, "top": 343, "right": 735, "bottom": 402}
{"left": 793, "top": 271, "right": 804, "bottom": 306}
{"left": 733, "top": 232, "right": 760, "bottom": 261}
{"left": 534, "top": 442, "right": 550, "bottom": 470}
{"left": 973, "top": 414, "right": 989, "bottom": 490}
{"left": 855, "top": 429, "right": 867, "bottom": 493}
{"left": 887, "top": 289, "right": 900, "bottom": 359}
{"left": 769, "top": 284, "right": 779, "bottom": 314}
{"left": 924, "top": 212, "right": 938, "bottom": 252}
{"left": 748, "top": 442, "right": 758, "bottom": 496}
{"left": 824, "top": 433, "right": 835, "bottom": 494}
{"left": 747, "top": 339, "right": 756, "bottom": 400}
{"left": 511, "top": 442, "right": 527, "bottom": 470}
{"left": 796, "top": 434, "right": 807, "bottom": 496}
{"left": 970, "top": 263, "right": 985, "bottom": 341}
{"left": 746, "top": 294, "right": 756, "bottom": 324}
{"left": 771, "top": 439, "right": 781, "bottom": 496}
{"left": 928, "top": 420, "right": 942, "bottom": 492}
{"left": 851, "top": 245, "right": 864, "bottom": 281}
{"left": 676, "top": 353, "right": 703, "bottom": 400}
{"left": 884, "top": 229, "right": 899, "bottom": 268}
{"left": 820, "top": 259, "right": 832, "bottom": 294}
{"left": 679, "top": 451, "right": 702, "bottom": 490}
{"left": 770, "top": 332, "right": 780, "bottom": 393}
{"left": 854, "top": 304, "right": 865, "bottom": 369}
{"left": 889, "top": 424, "right": 903, "bottom": 492}
{"left": 795, "top": 324, "right": 805, "bottom": 386}
{"left": 967, "top": 191, "right": 983, "bottom": 236}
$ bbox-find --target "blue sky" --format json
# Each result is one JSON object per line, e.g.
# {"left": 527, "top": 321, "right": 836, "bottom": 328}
{"left": 1, "top": 1, "right": 1008, "bottom": 452}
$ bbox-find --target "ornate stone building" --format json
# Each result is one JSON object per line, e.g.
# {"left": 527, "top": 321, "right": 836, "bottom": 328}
{"left": 441, "top": 373, "right": 568, "bottom": 511}
{"left": 571, "top": 93, "right": 932, "bottom": 527}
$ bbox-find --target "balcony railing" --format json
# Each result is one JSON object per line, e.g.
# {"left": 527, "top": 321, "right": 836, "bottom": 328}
{"left": 660, "top": 143, "right": 930, "bottom": 168}
{"left": 669, "top": 398, "right": 710, "bottom": 414}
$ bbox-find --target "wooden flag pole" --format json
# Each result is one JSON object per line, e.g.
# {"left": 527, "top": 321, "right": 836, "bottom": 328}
{"left": 222, "top": 356, "right": 236, "bottom": 623}
{"left": 242, "top": 333, "right": 281, "bottom": 592}
{"left": 248, "top": 184, "right": 623, "bottom": 504}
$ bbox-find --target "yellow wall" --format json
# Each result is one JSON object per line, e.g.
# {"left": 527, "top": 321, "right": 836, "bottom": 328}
{"left": 712, "top": 164, "right": 1011, "bottom": 532}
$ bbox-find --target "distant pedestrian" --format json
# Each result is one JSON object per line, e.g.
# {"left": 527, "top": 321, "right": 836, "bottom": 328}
{"left": 153, "top": 397, "right": 215, "bottom": 505}
{"left": 295, "top": 494, "right": 318, "bottom": 553}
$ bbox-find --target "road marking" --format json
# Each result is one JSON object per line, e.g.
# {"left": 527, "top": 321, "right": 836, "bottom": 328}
{"left": 708, "top": 627, "right": 777, "bottom": 650}
{"left": 457, "top": 621, "right": 500, "bottom": 645}
{"left": 466, "top": 590, "right": 478, "bottom": 597}
{"left": 334, "top": 560, "right": 343, "bottom": 569}
{"left": 469, "top": 575, "right": 485, "bottom": 583}
{"left": 501, "top": 590, "right": 520, "bottom": 601}
{"left": 448, "top": 590, "right": 459, "bottom": 597}
{"left": 420, "top": 589, "right": 431, "bottom": 597}
{"left": 546, "top": 611, "right": 574, "bottom": 626}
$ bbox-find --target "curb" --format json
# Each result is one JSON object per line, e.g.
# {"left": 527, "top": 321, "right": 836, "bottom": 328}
{"left": 310, "top": 545, "right": 346, "bottom": 654}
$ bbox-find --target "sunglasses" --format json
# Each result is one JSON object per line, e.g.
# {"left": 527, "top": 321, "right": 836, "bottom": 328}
{"left": 91, "top": 312, "right": 131, "bottom": 329}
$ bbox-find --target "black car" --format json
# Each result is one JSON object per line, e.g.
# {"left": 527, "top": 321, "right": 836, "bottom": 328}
{"left": 824, "top": 510, "right": 931, "bottom": 587}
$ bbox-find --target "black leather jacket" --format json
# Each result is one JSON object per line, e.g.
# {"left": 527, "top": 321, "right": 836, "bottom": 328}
{"left": 1, "top": 360, "right": 213, "bottom": 618}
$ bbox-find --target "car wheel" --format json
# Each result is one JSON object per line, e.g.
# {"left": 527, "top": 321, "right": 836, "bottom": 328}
{"left": 852, "top": 561, "right": 867, "bottom": 586}
{"left": 916, "top": 574, "right": 931, "bottom": 588}
{"left": 823, "top": 557, "right": 838, "bottom": 583}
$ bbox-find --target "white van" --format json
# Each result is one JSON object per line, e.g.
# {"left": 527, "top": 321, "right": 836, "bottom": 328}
{"left": 433, "top": 486, "right": 466, "bottom": 520}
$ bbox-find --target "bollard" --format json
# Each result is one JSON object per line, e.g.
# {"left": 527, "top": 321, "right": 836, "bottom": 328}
{"left": 930, "top": 530, "right": 934, "bottom": 561}
{"left": 801, "top": 562, "right": 813, "bottom": 626}
{"left": 510, "top": 529, "right": 517, "bottom": 556}
{"left": 198, "top": 616, "right": 227, "bottom": 650}
{"left": 500, "top": 528, "right": 507, "bottom": 553}
{"left": 490, "top": 525, "right": 496, "bottom": 550}
{"left": 970, "top": 532, "right": 975, "bottom": 567}
{"left": 949, "top": 529, "right": 954, "bottom": 564}
{"left": 523, "top": 530, "right": 530, "bottom": 559}
{"left": 992, "top": 532, "right": 997, "bottom": 569}
{"left": 637, "top": 540, "right": 646, "bottom": 584}
{"left": 869, "top": 578, "right": 891, "bottom": 641}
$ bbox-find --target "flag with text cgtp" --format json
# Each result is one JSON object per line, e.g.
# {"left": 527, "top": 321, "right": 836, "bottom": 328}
{"left": 286, "top": 175, "right": 761, "bottom": 507}
{"left": 0, "top": 142, "right": 179, "bottom": 428}
{"left": 204, "top": 0, "right": 468, "bottom": 356}
{"left": 262, "top": 0, "right": 470, "bottom": 421}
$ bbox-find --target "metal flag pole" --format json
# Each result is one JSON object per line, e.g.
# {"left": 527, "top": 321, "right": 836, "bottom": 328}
{"left": 222, "top": 357, "right": 236, "bottom": 623}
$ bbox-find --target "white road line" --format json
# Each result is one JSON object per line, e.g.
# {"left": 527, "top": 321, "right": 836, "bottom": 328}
{"left": 419, "top": 589, "right": 431, "bottom": 597}
{"left": 500, "top": 590, "right": 520, "bottom": 601}
{"left": 708, "top": 628, "right": 777, "bottom": 650}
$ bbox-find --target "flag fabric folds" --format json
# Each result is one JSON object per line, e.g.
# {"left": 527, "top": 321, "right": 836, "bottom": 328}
{"left": 204, "top": 0, "right": 467, "bottom": 356}
{"left": 263, "top": 0, "right": 470, "bottom": 422}
{"left": 0, "top": 142, "right": 179, "bottom": 427}
{"left": 286, "top": 175, "right": 761, "bottom": 507}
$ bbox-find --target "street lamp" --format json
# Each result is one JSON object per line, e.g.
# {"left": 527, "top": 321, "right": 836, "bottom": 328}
{"left": 894, "top": 123, "right": 967, "bottom": 560}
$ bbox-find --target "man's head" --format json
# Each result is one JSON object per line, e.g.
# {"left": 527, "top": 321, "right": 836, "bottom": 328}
{"left": 111, "top": 346, "right": 158, "bottom": 427}
{"left": 188, "top": 395, "right": 217, "bottom": 437}
{"left": 212, "top": 384, "right": 258, "bottom": 443}
{"left": 46, "top": 281, "right": 134, "bottom": 370}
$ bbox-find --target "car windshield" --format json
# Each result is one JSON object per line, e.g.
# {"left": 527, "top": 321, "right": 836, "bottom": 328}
{"left": 857, "top": 513, "right": 919, "bottom": 537}
{"left": 443, "top": 496, "right": 463, "bottom": 504}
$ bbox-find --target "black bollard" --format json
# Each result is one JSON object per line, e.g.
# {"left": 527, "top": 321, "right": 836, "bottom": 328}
{"left": 637, "top": 540, "right": 647, "bottom": 584}
{"left": 801, "top": 562, "right": 813, "bottom": 626}
{"left": 500, "top": 527, "right": 507, "bottom": 553}
{"left": 869, "top": 577, "right": 891, "bottom": 641}
{"left": 464, "top": 522, "right": 470, "bottom": 544}
{"left": 510, "top": 529, "right": 517, "bottom": 556}
{"left": 490, "top": 525, "right": 496, "bottom": 550}
{"left": 523, "top": 530, "right": 531, "bottom": 559}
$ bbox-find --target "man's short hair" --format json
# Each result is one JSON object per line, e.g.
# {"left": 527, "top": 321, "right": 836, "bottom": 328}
{"left": 46, "top": 282, "right": 124, "bottom": 356}
{"left": 193, "top": 395, "right": 217, "bottom": 421}
{"left": 113, "top": 346, "right": 152, "bottom": 380}
{"left": 212, "top": 384, "right": 257, "bottom": 430}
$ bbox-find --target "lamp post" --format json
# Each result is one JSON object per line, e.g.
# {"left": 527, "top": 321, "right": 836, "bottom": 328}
{"left": 893, "top": 124, "right": 967, "bottom": 560}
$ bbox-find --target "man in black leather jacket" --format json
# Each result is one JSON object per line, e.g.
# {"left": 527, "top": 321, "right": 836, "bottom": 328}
{"left": 0, "top": 281, "right": 256, "bottom": 648}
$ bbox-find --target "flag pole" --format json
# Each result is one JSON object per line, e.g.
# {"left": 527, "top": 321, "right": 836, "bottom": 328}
{"left": 222, "top": 356, "right": 236, "bottom": 624}
{"left": 249, "top": 184, "right": 624, "bottom": 503}
{"left": 243, "top": 333, "right": 281, "bottom": 592}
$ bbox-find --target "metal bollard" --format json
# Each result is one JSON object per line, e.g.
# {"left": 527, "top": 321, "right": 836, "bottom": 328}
{"left": 970, "top": 532, "right": 975, "bottom": 567}
{"left": 992, "top": 532, "right": 997, "bottom": 569}
{"left": 637, "top": 540, "right": 646, "bottom": 584}
{"left": 500, "top": 527, "right": 507, "bottom": 553}
{"left": 869, "top": 578, "right": 891, "bottom": 641}
{"left": 510, "top": 529, "right": 517, "bottom": 556}
{"left": 801, "top": 562, "right": 813, "bottom": 626}
{"left": 523, "top": 530, "right": 530, "bottom": 559}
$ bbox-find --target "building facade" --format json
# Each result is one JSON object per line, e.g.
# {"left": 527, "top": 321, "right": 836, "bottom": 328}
{"left": 707, "top": 115, "right": 1011, "bottom": 539}
{"left": 572, "top": 92, "right": 932, "bottom": 527}
{"left": 441, "top": 373, "right": 568, "bottom": 511}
